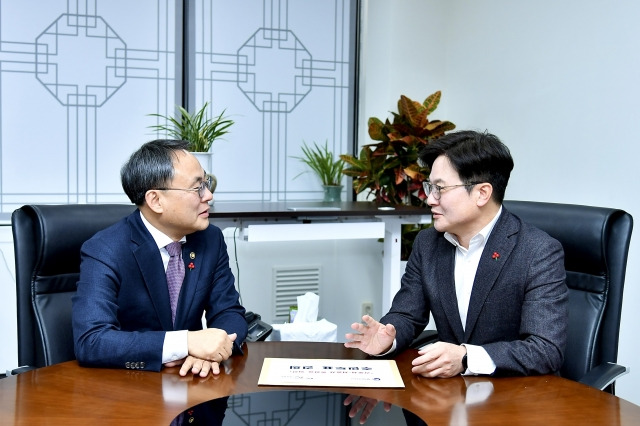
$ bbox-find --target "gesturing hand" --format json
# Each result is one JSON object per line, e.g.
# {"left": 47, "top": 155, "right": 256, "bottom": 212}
{"left": 344, "top": 315, "right": 396, "bottom": 356}
{"left": 344, "top": 394, "right": 392, "bottom": 424}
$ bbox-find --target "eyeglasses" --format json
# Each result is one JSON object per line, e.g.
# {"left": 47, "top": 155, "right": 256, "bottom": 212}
{"left": 156, "top": 175, "right": 213, "bottom": 199}
{"left": 423, "top": 181, "right": 480, "bottom": 200}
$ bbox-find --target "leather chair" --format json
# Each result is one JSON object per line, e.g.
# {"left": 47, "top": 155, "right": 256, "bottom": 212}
{"left": 11, "top": 204, "right": 136, "bottom": 372}
{"left": 411, "top": 200, "right": 633, "bottom": 393}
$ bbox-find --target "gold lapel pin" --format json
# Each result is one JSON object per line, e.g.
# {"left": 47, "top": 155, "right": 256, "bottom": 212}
{"left": 190, "top": 252, "right": 196, "bottom": 260}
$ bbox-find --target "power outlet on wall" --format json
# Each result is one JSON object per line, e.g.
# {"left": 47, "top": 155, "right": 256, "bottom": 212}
{"left": 361, "top": 302, "right": 373, "bottom": 317}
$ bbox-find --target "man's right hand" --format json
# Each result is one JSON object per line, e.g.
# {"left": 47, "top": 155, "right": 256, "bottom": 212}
{"left": 187, "top": 328, "right": 237, "bottom": 363}
{"left": 344, "top": 315, "right": 396, "bottom": 356}
{"left": 343, "top": 394, "right": 392, "bottom": 424}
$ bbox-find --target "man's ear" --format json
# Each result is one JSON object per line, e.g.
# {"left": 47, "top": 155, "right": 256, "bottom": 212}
{"left": 475, "top": 183, "right": 493, "bottom": 207}
{"left": 145, "top": 190, "right": 164, "bottom": 213}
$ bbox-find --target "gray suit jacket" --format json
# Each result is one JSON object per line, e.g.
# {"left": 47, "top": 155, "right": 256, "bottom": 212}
{"left": 381, "top": 207, "right": 568, "bottom": 376}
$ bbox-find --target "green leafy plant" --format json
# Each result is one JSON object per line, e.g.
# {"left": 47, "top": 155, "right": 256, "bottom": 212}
{"left": 340, "top": 91, "right": 455, "bottom": 207}
{"left": 148, "top": 102, "right": 234, "bottom": 152}
{"left": 293, "top": 141, "right": 345, "bottom": 186}
{"left": 341, "top": 91, "right": 453, "bottom": 259}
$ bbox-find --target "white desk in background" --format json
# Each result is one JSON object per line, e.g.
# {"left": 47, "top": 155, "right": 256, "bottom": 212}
{"left": 208, "top": 201, "right": 432, "bottom": 312}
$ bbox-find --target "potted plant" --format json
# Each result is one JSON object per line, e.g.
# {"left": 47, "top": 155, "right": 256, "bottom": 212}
{"left": 341, "top": 91, "right": 454, "bottom": 207}
{"left": 293, "top": 141, "right": 345, "bottom": 202}
{"left": 340, "top": 91, "right": 455, "bottom": 258}
{"left": 148, "top": 102, "right": 234, "bottom": 194}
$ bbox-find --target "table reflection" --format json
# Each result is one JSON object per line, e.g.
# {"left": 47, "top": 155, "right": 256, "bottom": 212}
{"left": 404, "top": 376, "right": 495, "bottom": 426}
{"left": 345, "top": 376, "right": 494, "bottom": 426}
{"left": 173, "top": 391, "right": 348, "bottom": 425}
{"left": 171, "top": 376, "right": 494, "bottom": 426}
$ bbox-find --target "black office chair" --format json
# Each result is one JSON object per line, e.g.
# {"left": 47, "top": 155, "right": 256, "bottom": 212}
{"left": 411, "top": 200, "right": 633, "bottom": 394}
{"left": 11, "top": 204, "right": 136, "bottom": 372}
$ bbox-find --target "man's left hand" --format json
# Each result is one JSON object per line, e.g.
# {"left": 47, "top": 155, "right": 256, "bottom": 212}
{"left": 411, "top": 342, "right": 467, "bottom": 378}
{"left": 164, "top": 355, "right": 222, "bottom": 377}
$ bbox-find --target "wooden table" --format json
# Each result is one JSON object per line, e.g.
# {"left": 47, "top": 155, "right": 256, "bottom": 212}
{"left": 1, "top": 342, "right": 639, "bottom": 425}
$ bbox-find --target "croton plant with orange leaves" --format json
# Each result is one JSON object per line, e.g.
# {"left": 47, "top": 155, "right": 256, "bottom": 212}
{"left": 340, "top": 91, "right": 455, "bottom": 259}
{"left": 341, "top": 91, "right": 455, "bottom": 207}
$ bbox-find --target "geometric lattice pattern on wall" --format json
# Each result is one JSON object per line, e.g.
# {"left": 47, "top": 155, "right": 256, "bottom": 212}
{"left": 238, "top": 29, "right": 312, "bottom": 113}
{"left": 0, "top": 0, "right": 177, "bottom": 215}
{"left": 194, "top": 0, "right": 356, "bottom": 203}
{"left": 36, "top": 14, "right": 127, "bottom": 107}
{"left": 0, "top": 0, "right": 356, "bottom": 215}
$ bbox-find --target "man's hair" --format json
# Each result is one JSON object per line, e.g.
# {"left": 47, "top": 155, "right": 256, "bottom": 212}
{"left": 121, "top": 139, "right": 190, "bottom": 206}
{"left": 418, "top": 130, "right": 514, "bottom": 203}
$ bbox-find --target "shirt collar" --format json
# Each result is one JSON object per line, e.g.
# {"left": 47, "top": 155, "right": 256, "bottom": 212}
{"left": 139, "top": 211, "right": 186, "bottom": 249}
{"left": 444, "top": 206, "right": 503, "bottom": 248}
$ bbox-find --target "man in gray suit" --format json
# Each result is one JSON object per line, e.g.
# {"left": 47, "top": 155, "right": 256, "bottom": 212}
{"left": 345, "top": 130, "right": 568, "bottom": 378}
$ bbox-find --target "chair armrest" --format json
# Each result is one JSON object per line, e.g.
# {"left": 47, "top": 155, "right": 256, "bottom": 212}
{"left": 578, "top": 362, "right": 629, "bottom": 391}
{"left": 8, "top": 366, "right": 37, "bottom": 376}
{"left": 410, "top": 329, "right": 439, "bottom": 349}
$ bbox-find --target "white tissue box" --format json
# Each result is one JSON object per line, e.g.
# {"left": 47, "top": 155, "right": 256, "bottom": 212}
{"left": 267, "top": 318, "right": 337, "bottom": 342}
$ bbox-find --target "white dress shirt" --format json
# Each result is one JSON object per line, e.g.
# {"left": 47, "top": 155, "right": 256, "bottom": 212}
{"left": 443, "top": 206, "right": 502, "bottom": 375}
{"left": 139, "top": 212, "right": 189, "bottom": 364}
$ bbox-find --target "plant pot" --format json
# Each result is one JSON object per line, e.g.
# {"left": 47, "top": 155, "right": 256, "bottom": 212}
{"left": 192, "top": 152, "right": 213, "bottom": 174}
{"left": 192, "top": 152, "right": 216, "bottom": 204}
{"left": 322, "top": 185, "right": 343, "bottom": 202}
{"left": 206, "top": 173, "right": 217, "bottom": 194}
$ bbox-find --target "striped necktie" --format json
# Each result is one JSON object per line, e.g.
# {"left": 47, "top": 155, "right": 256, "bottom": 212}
{"left": 165, "top": 241, "right": 185, "bottom": 324}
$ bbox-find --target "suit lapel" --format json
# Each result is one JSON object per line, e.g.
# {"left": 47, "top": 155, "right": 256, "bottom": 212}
{"left": 436, "top": 237, "right": 466, "bottom": 342}
{"left": 129, "top": 213, "right": 174, "bottom": 331}
{"left": 464, "top": 210, "right": 518, "bottom": 340}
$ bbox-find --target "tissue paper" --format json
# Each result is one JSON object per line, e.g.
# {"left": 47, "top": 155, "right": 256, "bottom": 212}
{"left": 270, "top": 318, "right": 337, "bottom": 342}
{"left": 292, "top": 292, "right": 319, "bottom": 323}
{"left": 267, "top": 292, "right": 337, "bottom": 342}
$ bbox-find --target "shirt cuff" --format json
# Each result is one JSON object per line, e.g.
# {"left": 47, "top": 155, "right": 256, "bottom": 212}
{"left": 374, "top": 339, "right": 397, "bottom": 357}
{"left": 462, "top": 343, "right": 496, "bottom": 375}
{"left": 162, "top": 330, "right": 189, "bottom": 364}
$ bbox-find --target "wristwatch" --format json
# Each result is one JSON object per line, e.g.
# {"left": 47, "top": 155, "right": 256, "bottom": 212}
{"left": 461, "top": 353, "right": 468, "bottom": 371}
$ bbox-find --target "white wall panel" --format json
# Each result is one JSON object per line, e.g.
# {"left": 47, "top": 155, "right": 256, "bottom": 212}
{"left": 360, "top": 0, "right": 640, "bottom": 405}
{"left": 0, "top": 0, "right": 178, "bottom": 214}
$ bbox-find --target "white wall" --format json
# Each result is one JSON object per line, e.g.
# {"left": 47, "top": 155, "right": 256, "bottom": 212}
{"left": 221, "top": 229, "right": 385, "bottom": 340}
{"left": 360, "top": 0, "right": 640, "bottom": 405}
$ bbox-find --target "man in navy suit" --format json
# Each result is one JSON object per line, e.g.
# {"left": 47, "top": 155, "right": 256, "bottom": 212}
{"left": 345, "top": 130, "right": 568, "bottom": 378}
{"left": 72, "top": 139, "right": 247, "bottom": 377}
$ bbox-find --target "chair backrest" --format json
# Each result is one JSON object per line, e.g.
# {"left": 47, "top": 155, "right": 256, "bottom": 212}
{"left": 503, "top": 200, "right": 633, "bottom": 382}
{"left": 12, "top": 204, "right": 136, "bottom": 368}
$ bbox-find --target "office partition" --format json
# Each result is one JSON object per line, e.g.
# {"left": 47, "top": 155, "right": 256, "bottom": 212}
{"left": 0, "top": 0, "right": 359, "bottom": 214}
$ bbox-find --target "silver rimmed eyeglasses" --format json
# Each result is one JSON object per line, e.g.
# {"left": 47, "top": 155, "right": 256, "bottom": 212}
{"left": 156, "top": 175, "right": 213, "bottom": 199}
{"left": 423, "top": 181, "right": 481, "bottom": 200}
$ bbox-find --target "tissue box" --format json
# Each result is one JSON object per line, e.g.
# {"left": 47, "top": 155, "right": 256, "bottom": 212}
{"left": 267, "top": 318, "right": 337, "bottom": 342}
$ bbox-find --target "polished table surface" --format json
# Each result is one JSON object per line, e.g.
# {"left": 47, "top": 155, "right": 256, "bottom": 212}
{"left": 207, "top": 200, "right": 431, "bottom": 218}
{"left": 1, "top": 342, "right": 639, "bottom": 425}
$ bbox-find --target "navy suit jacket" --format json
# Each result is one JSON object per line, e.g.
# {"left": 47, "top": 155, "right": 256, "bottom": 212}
{"left": 72, "top": 210, "right": 247, "bottom": 371}
{"left": 381, "top": 207, "right": 568, "bottom": 376}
